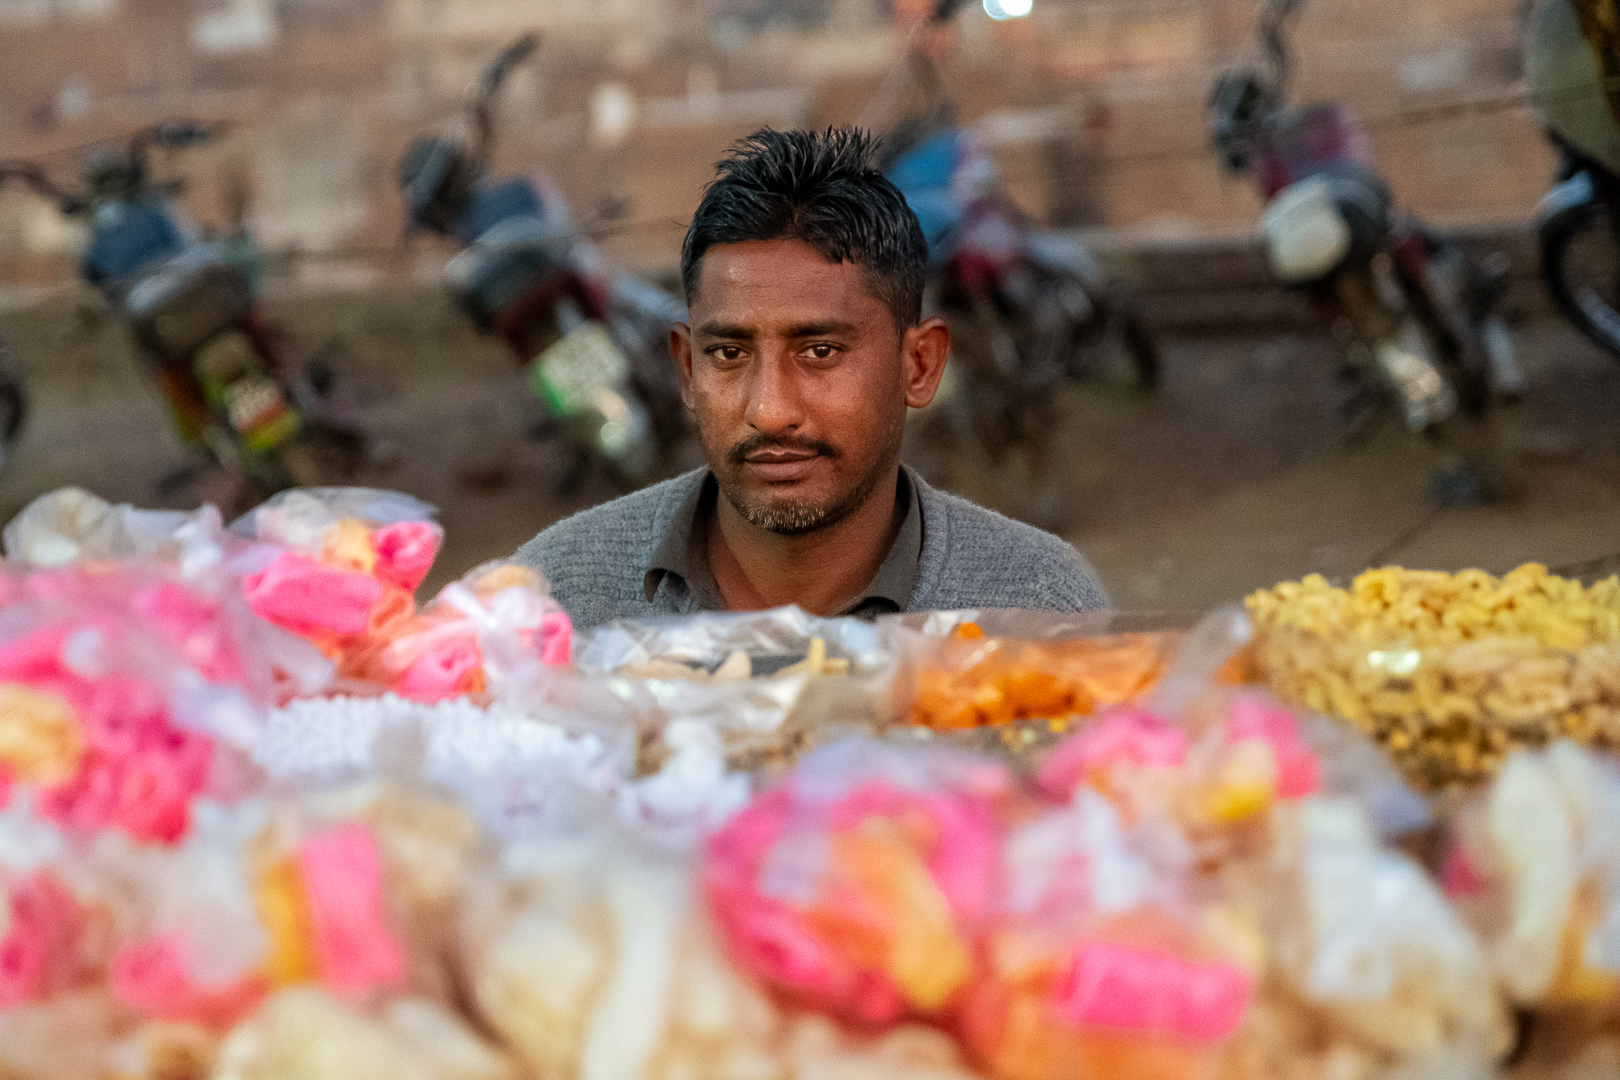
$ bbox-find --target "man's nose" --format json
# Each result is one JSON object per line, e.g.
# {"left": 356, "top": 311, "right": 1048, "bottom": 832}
{"left": 744, "top": 350, "right": 805, "bottom": 433}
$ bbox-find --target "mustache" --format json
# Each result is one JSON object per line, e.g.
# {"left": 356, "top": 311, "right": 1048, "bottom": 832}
{"left": 727, "top": 433, "right": 840, "bottom": 465}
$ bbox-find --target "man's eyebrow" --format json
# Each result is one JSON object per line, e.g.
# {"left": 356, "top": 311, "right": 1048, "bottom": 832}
{"left": 696, "top": 322, "right": 756, "bottom": 340}
{"left": 785, "top": 320, "right": 858, "bottom": 338}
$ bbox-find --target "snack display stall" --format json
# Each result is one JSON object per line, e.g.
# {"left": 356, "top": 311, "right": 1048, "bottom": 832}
{"left": 0, "top": 485, "right": 1614, "bottom": 1080}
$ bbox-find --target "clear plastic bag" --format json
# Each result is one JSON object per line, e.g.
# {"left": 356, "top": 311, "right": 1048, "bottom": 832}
{"left": 1442, "top": 741, "right": 1620, "bottom": 1013}
{"left": 3, "top": 487, "right": 226, "bottom": 573}
{"left": 1027, "top": 675, "right": 1503, "bottom": 1074}
{"left": 0, "top": 560, "right": 331, "bottom": 845}
{"left": 878, "top": 610, "right": 1188, "bottom": 773}
{"left": 91, "top": 783, "right": 492, "bottom": 1038}
{"left": 461, "top": 798, "right": 988, "bottom": 1080}
{"left": 574, "top": 606, "right": 897, "bottom": 774}
{"left": 703, "top": 734, "right": 1016, "bottom": 1027}
{"left": 960, "top": 789, "right": 1255, "bottom": 1080}
{"left": 1291, "top": 798, "right": 1505, "bottom": 1055}
{"left": 229, "top": 489, "right": 573, "bottom": 705}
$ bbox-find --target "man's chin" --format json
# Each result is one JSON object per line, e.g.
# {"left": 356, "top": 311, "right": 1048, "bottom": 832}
{"left": 736, "top": 495, "right": 842, "bottom": 536}
{"left": 719, "top": 478, "right": 849, "bottom": 536}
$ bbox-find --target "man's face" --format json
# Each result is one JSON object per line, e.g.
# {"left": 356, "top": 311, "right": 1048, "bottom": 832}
{"left": 671, "top": 238, "right": 947, "bottom": 536}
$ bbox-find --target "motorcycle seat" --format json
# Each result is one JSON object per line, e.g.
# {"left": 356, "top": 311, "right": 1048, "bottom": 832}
{"left": 446, "top": 215, "right": 576, "bottom": 330}
{"left": 122, "top": 244, "right": 253, "bottom": 360}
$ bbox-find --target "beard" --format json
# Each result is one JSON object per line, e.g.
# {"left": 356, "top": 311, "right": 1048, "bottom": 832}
{"left": 706, "top": 410, "right": 905, "bottom": 537}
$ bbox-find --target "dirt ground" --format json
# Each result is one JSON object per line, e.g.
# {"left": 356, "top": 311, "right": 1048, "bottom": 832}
{"left": 1, "top": 287, "right": 1617, "bottom": 611}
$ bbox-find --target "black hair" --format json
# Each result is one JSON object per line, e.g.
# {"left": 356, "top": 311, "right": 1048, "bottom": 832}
{"left": 680, "top": 126, "right": 927, "bottom": 330}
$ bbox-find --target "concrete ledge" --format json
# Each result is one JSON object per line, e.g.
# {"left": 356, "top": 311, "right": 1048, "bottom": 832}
{"left": 1082, "top": 222, "right": 1549, "bottom": 333}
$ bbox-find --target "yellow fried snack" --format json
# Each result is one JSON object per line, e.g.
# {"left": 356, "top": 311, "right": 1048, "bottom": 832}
{"left": 1247, "top": 565, "right": 1620, "bottom": 788}
{"left": 905, "top": 633, "right": 1174, "bottom": 732}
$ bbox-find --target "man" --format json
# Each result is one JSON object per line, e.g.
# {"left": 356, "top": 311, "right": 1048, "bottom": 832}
{"left": 512, "top": 126, "right": 1105, "bottom": 629}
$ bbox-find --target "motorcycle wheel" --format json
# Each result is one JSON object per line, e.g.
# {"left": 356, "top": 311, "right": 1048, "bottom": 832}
{"left": 1110, "top": 298, "right": 1161, "bottom": 391}
{"left": 275, "top": 421, "right": 368, "bottom": 488}
{"left": 1055, "top": 282, "right": 1160, "bottom": 392}
{"left": 932, "top": 312, "right": 1072, "bottom": 530}
{"left": 0, "top": 339, "right": 27, "bottom": 456}
{"left": 1540, "top": 177, "right": 1620, "bottom": 361}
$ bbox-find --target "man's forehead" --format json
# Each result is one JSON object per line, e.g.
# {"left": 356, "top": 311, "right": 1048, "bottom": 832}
{"left": 691, "top": 239, "right": 886, "bottom": 326}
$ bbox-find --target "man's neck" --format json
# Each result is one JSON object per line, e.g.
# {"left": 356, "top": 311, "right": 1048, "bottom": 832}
{"left": 706, "top": 467, "right": 904, "bottom": 616}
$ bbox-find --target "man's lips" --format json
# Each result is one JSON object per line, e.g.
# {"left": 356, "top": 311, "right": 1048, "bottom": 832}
{"left": 741, "top": 449, "right": 821, "bottom": 482}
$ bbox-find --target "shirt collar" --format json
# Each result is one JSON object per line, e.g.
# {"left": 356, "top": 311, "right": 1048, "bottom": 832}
{"left": 643, "top": 466, "right": 924, "bottom": 616}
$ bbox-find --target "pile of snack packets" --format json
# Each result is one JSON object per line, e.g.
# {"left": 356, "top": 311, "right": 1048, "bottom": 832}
{"left": 3, "top": 485, "right": 1620, "bottom": 1080}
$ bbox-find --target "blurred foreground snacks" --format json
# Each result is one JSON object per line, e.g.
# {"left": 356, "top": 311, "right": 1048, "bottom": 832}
{"left": 2, "top": 485, "right": 1620, "bottom": 1077}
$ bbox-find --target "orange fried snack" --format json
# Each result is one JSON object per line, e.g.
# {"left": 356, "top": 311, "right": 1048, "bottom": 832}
{"left": 907, "top": 633, "right": 1174, "bottom": 731}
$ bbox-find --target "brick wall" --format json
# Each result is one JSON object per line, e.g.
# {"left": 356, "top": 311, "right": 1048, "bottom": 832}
{"left": 0, "top": 0, "right": 1567, "bottom": 285}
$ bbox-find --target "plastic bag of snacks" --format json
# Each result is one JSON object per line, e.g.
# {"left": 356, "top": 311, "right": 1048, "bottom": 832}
{"left": 574, "top": 606, "right": 894, "bottom": 774}
{"left": 0, "top": 779, "right": 507, "bottom": 1079}
{"left": 0, "top": 561, "right": 334, "bottom": 844}
{"left": 93, "top": 787, "right": 480, "bottom": 1018}
{"left": 90, "top": 784, "right": 503, "bottom": 1079}
{"left": 1248, "top": 797, "right": 1509, "bottom": 1073}
{"left": 461, "top": 801, "right": 985, "bottom": 1080}
{"left": 703, "top": 735, "right": 1014, "bottom": 1027}
{"left": 1033, "top": 676, "right": 1507, "bottom": 1077}
{"left": 882, "top": 611, "right": 1183, "bottom": 767}
{"left": 1247, "top": 565, "right": 1620, "bottom": 789}
{"left": 2, "top": 487, "right": 225, "bottom": 571}
{"left": 958, "top": 788, "right": 1255, "bottom": 1080}
{"left": 1443, "top": 742, "right": 1620, "bottom": 1009}
{"left": 1436, "top": 743, "right": 1620, "bottom": 1078}
{"left": 230, "top": 489, "right": 571, "bottom": 703}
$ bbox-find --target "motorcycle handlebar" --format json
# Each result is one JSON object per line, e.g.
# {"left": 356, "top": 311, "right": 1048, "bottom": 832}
{"left": 142, "top": 118, "right": 232, "bottom": 152}
{"left": 0, "top": 162, "right": 83, "bottom": 213}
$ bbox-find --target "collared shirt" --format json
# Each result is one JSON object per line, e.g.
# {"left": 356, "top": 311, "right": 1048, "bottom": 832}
{"left": 514, "top": 465, "right": 1106, "bottom": 631}
{"left": 641, "top": 466, "right": 925, "bottom": 618}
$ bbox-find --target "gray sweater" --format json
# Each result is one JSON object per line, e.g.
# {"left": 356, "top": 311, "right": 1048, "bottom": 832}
{"left": 512, "top": 468, "right": 1107, "bottom": 629}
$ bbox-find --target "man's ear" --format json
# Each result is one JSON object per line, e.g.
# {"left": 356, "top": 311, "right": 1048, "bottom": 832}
{"left": 670, "top": 322, "right": 696, "bottom": 411}
{"left": 902, "top": 316, "right": 950, "bottom": 409}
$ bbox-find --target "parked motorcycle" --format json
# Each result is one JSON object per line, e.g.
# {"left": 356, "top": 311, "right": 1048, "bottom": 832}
{"left": 398, "top": 33, "right": 687, "bottom": 491}
{"left": 875, "top": 0, "right": 1158, "bottom": 481}
{"left": 1210, "top": 0, "right": 1521, "bottom": 503}
{"left": 1527, "top": 0, "right": 1620, "bottom": 361}
{"left": 0, "top": 123, "right": 365, "bottom": 505}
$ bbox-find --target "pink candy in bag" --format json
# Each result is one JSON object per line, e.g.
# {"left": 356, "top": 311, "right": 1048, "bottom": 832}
{"left": 1053, "top": 940, "right": 1250, "bottom": 1039}
{"left": 1037, "top": 707, "right": 1188, "bottom": 802}
{"left": 0, "top": 871, "right": 91, "bottom": 1009}
{"left": 298, "top": 824, "right": 405, "bottom": 992}
{"left": 243, "top": 553, "right": 383, "bottom": 638}
{"left": 705, "top": 737, "right": 1011, "bottom": 1026}
{"left": 371, "top": 521, "right": 442, "bottom": 593}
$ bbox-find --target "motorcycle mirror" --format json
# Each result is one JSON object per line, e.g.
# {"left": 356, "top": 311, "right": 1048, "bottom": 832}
{"left": 478, "top": 31, "right": 540, "bottom": 99}
{"left": 503, "top": 31, "right": 540, "bottom": 66}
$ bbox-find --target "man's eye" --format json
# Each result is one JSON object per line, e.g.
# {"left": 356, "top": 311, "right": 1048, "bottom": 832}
{"left": 805, "top": 343, "right": 838, "bottom": 361}
{"left": 709, "top": 345, "right": 746, "bottom": 363}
